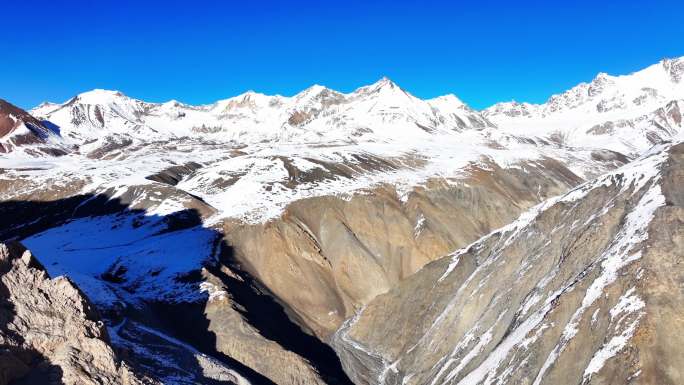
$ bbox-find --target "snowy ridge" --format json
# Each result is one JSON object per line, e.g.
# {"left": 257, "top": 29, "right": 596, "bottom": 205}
{"left": 484, "top": 57, "right": 684, "bottom": 155}
{"left": 29, "top": 77, "right": 494, "bottom": 147}
{"left": 0, "top": 98, "right": 66, "bottom": 154}
{"left": 2, "top": 58, "right": 677, "bottom": 224}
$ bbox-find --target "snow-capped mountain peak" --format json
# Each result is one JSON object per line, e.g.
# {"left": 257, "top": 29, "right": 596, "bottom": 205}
{"left": 212, "top": 90, "right": 280, "bottom": 113}
{"left": 72, "top": 89, "right": 130, "bottom": 105}
{"left": 291, "top": 84, "right": 345, "bottom": 108}
{"left": 483, "top": 100, "right": 540, "bottom": 118}
{"left": 427, "top": 93, "right": 469, "bottom": 112}
{"left": 353, "top": 76, "right": 405, "bottom": 96}
{"left": 485, "top": 56, "right": 684, "bottom": 118}
{"left": 24, "top": 57, "right": 682, "bottom": 154}
{"left": 295, "top": 84, "right": 328, "bottom": 97}
{"left": 27, "top": 77, "right": 496, "bottom": 146}
{"left": 31, "top": 101, "right": 61, "bottom": 116}
{"left": 160, "top": 99, "right": 187, "bottom": 108}
{"left": 482, "top": 56, "right": 684, "bottom": 155}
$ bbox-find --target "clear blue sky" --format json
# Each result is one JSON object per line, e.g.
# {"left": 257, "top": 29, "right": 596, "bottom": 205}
{"left": 3, "top": 0, "right": 683, "bottom": 110}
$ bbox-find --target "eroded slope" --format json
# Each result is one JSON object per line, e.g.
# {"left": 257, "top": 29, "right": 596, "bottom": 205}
{"left": 333, "top": 142, "right": 684, "bottom": 385}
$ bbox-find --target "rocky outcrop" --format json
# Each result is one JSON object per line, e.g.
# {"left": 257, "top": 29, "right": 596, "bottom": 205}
{"left": 332, "top": 142, "right": 684, "bottom": 385}
{"left": 145, "top": 161, "right": 203, "bottom": 186}
{"left": 0, "top": 242, "right": 153, "bottom": 385}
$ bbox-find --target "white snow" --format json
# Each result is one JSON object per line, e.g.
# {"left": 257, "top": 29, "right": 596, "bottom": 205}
{"left": 22, "top": 212, "right": 218, "bottom": 307}
{"left": 199, "top": 281, "right": 228, "bottom": 302}
{"left": 414, "top": 214, "right": 426, "bottom": 237}
{"left": 610, "top": 288, "right": 645, "bottom": 322}
{"left": 583, "top": 317, "right": 641, "bottom": 380}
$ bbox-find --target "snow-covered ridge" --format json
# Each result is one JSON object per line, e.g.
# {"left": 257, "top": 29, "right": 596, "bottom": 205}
{"left": 483, "top": 57, "right": 684, "bottom": 155}
{"left": 27, "top": 56, "right": 684, "bottom": 157}
{"left": 0, "top": 98, "right": 65, "bottom": 154}
{"left": 30, "top": 77, "right": 494, "bottom": 147}
{"left": 485, "top": 57, "right": 684, "bottom": 118}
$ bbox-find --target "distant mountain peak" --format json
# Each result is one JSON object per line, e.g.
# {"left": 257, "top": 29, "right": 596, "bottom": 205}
{"left": 428, "top": 93, "right": 466, "bottom": 107}
{"left": 354, "top": 76, "right": 403, "bottom": 95}
{"left": 299, "top": 84, "right": 328, "bottom": 94}
{"left": 373, "top": 76, "right": 398, "bottom": 89}
{"left": 72, "top": 89, "right": 130, "bottom": 106}
{"left": 294, "top": 84, "right": 333, "bottom": 100}
{"left": 35, "top": 101, "right": 58, "bottom": 109}
{"left": 162, "top": 99, "right": 183, "bottom": 107}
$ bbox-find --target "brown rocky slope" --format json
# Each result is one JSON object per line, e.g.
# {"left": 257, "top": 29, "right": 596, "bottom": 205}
{"left": 332, "top": 141, "right": 683, "bottom": 385}
{"left": 223, "top": 158, "right": 584, "bottom": 339}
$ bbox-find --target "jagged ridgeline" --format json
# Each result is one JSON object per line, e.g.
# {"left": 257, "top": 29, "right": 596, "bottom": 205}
{"left": 0, "top": 57, "right": 683, "bottom": 384}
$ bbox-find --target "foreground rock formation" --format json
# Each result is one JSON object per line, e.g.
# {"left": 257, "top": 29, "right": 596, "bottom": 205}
{"left": 332, "top": 142, "right": 684, "bottom": 385}
{"left": 0, "top": 242, "right": 152, "bottom": 385}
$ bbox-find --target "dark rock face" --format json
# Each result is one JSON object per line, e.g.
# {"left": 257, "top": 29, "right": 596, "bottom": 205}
{"left": 145, "top": 161, "right": 203, "bottom": 186}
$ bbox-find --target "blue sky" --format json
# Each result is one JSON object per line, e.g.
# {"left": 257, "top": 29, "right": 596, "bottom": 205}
{"left": 3, "top": 0, "right": 683, "bottom": 109}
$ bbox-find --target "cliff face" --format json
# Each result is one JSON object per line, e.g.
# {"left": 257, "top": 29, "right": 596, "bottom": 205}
{"left": 332, "top": 142, "right": 684, "bottom": 385}
{"left": 0, "top": 242, "right": 152, "bottom": 385}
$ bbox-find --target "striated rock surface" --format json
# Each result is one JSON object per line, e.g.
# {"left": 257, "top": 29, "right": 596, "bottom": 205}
{"left": 225, "top": 159, "right": 582, "bottom": 338}
{"left": 0, "top": 242, "right": 153, "bottom": 385}
{"left": 332, "top": 141, "right": 684, "bottom": 385}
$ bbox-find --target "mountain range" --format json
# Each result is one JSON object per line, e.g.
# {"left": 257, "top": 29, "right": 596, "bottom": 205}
{"left": 0, "top": 56, "right": 683, "bottom": 385}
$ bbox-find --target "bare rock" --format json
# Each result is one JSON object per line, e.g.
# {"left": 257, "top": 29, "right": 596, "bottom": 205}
{"left": 0, "top": 242, "right": 154, "bottom": 385}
